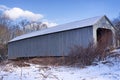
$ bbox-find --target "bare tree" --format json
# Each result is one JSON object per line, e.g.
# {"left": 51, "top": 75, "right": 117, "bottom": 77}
{"left": 113, "top": 14, "right": 120, "bottom": 46}
{"left": 9, "top": 24, "right": 23, "bottom": 39}
{"left": 0, "top": 15, "right": 12, "bottom": 59}
{"left": 22, "top": 21, "right": 48, "bottom": 33}
{"left": 0, "top": 15, "right": 11, "bottom": 44}
{"left": 18, "top": 19, "right": 30, "bottom": 34}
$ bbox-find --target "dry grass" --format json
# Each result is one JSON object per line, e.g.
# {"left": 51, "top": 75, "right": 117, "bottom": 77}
{"left": 10, "top": 57, "right": 65, "bottom": 67}
{"left": 10, "top": 59, "right": 30, "bottom": 67}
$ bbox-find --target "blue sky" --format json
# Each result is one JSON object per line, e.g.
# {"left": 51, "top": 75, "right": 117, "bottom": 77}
{"left": 0, "top": 0, "right": 120, "bottom": 25}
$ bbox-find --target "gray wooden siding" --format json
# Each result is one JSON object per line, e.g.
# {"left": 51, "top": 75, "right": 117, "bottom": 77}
{"left": 8, "top": 26, "right": 93, "bottom": 59}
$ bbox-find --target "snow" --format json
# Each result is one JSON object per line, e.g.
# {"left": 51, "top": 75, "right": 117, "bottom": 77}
{"left": 9, "top": 16, "right": 104, "bottom": 42}
{"left": 111, "top": 49, "right": 120, "bottom": 54}
{"left": 0, "top": 49, "right": 120, "bottom": 80}
{"left": 0, "top": 61, "right": 120, "bottom": 80}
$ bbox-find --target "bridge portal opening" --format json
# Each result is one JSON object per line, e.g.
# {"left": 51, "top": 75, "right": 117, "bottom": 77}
{"left": 97, "top": 28, "right": 113, "bottom": 48}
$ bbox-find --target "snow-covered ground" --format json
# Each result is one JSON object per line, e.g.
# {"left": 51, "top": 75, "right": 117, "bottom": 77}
{"left": 0, "top": 49, "right": 120, "bottom": 80}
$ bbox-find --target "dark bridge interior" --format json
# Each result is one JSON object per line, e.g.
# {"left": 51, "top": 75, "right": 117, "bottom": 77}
{"left": 97, "top": 28, "right": 113, "bottom": 48}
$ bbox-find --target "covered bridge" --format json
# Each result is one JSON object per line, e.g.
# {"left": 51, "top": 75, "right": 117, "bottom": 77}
{"left": 8, "top": 15, "right": 115, "bottom": 59}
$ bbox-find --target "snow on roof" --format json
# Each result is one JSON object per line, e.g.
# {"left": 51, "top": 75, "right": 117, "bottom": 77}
{"left": 9, "top": 16, "right": 104, "bottom": 42}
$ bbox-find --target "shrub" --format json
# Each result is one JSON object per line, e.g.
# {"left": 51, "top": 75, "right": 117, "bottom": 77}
{"left": 65, "top": 42, "right": 110, "bottom": 66}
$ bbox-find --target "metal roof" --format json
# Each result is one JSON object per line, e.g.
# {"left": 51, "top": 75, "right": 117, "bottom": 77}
{"left": 9, "top": 16, "right": 104, "bottom": 42}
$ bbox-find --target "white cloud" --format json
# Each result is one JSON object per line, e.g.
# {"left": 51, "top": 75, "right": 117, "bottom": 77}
{"left": 0, "top": 5, "right": 58, "bottom": 27}
{"left": 3, "top": 7, "right": 43, "bottom": 21}
{"left": 0, "top": 5, "right": 9, "bottom": 11}
{"left": 42, "top": 22, "right": 58, "bottom": 27}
